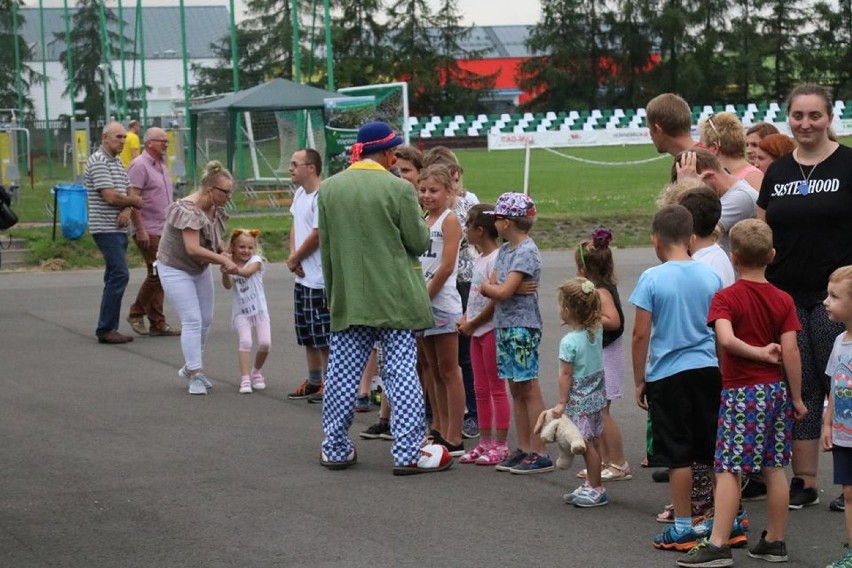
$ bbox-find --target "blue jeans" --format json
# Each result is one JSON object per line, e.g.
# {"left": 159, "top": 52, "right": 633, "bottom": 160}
{"left": 93, "top": 232, "right": 129, "bottom": 336}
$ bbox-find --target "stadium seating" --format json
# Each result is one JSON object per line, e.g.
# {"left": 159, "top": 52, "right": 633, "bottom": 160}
{"left": 403, "top": 100, "right": 852, "bottom": 139}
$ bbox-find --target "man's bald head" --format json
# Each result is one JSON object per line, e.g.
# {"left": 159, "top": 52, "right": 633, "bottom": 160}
{"left": 102, "top": 121, "right": 127, "bottom": 157}
{"left": 142, "top": 127, "right": 168, "bottom": 159}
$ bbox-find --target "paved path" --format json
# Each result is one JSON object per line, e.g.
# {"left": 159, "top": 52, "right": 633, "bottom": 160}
{"left": 0, "top": 249, "right": 844, "bottom": 567}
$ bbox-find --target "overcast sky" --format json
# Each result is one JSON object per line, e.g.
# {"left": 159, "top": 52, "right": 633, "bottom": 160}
{"left": 23, "top": 0, "right": 542, "bottom": 26}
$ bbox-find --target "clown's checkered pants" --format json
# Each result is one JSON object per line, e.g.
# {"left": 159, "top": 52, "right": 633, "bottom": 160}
{"left": 321, "top": 327, "right": 425, "bottom": 466}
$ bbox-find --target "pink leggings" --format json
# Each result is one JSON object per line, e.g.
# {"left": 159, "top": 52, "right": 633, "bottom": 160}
{"left": 235, "top": 315, "right": 271, "bottom": 353}
{"left": 470, "top": 330, "right": 510, "bottom": 431}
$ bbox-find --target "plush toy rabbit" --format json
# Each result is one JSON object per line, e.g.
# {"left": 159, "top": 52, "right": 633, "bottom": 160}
{"left": 534, "top": 410, "right": 586, "bottom": 469}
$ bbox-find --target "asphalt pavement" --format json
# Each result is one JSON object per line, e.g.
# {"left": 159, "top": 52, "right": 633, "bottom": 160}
{"left": 0, "top": 248, "right": 845, "bottom": 567}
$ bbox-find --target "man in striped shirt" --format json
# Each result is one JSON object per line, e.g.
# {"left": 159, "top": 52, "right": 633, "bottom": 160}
{"left": 85, "top": 121, "right": 144, "bottom": 345}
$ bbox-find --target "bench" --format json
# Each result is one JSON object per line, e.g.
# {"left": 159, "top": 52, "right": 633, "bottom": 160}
{"left": 242, "top": 180, "right": 293, "bottom": 210}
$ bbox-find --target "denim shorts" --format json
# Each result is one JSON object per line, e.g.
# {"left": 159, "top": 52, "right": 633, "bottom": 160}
{"left": 423, "top": 307, "right": 461, "bottom": 337}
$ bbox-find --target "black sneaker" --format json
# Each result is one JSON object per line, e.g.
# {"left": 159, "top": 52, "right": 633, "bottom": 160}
{"left": 360, "top": 420, "right": 391, "bottom": 439}
{"left": 789, "top": 476, "right": 820, "bottom": 509}
{"left": 435, "top": 435, "right": 465, "bottom": 457}
{"left": 676, "top": 538, "right": 733, "bottom": 567}
{"left": 831, "top": 494, "right": 846, "bottom": 512}
{"left": 747, "top": 530, "right": 788, "bottom": 562}
{"left": 495, "top": 448, "right": 528, "bottom": 472}
{"left": 288, "top": 380, "right": 321, "bottom": 400}
{"left": 741, "top": 475, "right": 768, "bottom": 502}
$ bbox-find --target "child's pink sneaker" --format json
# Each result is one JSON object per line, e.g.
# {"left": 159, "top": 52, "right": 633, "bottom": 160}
{"left": 239, "top": 377, "right": 252, "bottom": 394}
{"left": 459, "top": 443, "right": 490, "bottom": 464}
{"left": 251, "top": 370, "right": 266, "bottom": 390}
{"left": 476, "top": 445, "right": 510, "bottom": 466}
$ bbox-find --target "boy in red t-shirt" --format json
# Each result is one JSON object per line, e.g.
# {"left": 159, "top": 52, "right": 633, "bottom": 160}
{"left": 678, "top": 219, "right": 807, "bottom": 567}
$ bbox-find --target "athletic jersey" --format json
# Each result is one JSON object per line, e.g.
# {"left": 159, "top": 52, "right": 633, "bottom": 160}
{"left": 419, "top": 209, "right": 462, "bottom": 314}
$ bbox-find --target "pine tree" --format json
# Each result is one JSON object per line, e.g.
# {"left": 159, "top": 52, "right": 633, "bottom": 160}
{"left": 241, "top": 0, "right": 297, "bottom": 80}
{"left": 520, "top": 0, "right": 612, "bottom": 110}
{"left": 386, "top": 0, "right": 494, "bottom": 115}
{"left": 604, "top": 0, "right": 656, "bottom": 108}
{"left": 330, "top": 0, "right": 389, "bottom": 88}
{"left": 0, "top": 0, "right": 38, "bottom": 116}
{"left": 758, "top": 0, "right": 800, "bottom": 100}
{"left": 796, "top": 0, "right": 852, "bottom": 99}
{"left": 55, "top": 0, "right": 132, "bottom": 121}
{"left": 191, "top": 28, "right": 269, "bottom": 96}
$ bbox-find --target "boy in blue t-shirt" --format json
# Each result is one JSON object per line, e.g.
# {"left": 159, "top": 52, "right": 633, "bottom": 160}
{"left": 480, "top": 192, "right": 553, "bottom": 475}
{"left": 630, "top": 204, "right": 723, "bottom": 551}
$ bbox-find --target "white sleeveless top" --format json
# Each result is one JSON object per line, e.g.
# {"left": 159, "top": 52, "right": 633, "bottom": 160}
{"left": 419, "top": 209, "right": 462, "bottom": 314}
{"left": 229, "top": 255, "right": 270, "bottom": 328}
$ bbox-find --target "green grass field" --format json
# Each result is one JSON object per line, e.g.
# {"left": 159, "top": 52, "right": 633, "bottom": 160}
{"left": 10, "top": 139, "right": 840, "bottom": 268}
{"left": 457, "top": 145, "right": 671, "bottom": 217}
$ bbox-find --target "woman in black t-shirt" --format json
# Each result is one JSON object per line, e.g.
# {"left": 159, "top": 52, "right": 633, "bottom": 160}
{"left": 757, "top": 84, "right": 852, "bottom": 509}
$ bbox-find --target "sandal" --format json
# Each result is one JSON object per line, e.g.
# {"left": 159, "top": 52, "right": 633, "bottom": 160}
{"left": 576, "top": 462, "right": 608, "bottom": 479}
{"left": 656, "top": 503, "right": 675, "bottom": 523}
{"left": 601, "top": 461, "right": 633, "bottom": 481}
{"left": 460, "top": 443, "right": 490, "bottom": 464}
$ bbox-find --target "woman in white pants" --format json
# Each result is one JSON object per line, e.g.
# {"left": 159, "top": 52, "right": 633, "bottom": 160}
{"left": 157, "top": 160, "right": 238, "bottom": 394}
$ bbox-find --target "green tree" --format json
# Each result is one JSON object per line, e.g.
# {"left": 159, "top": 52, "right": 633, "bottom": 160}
{"left": 329, "top": 0, "right": 389, "bottom": 88}
{"left": 677, "top": 0, "right": 732, "bottom": 103}
{"left": 55, "top": 0, "right": 132, "bottom": 121}
{"left": 797, "top": 0, "right": 852, "bottom": 100}
{"left": 386, "top": 0, "right": 493, "bottom": 115}
{"left": 191, "top": 28, "right": 269, "bottom": 96}
{"left": 758, "top": 0, "right": 800, "bottom": 100}
{"left": 520, "top": 0, "right": 612, "bottom": 111}
{"left": 0, "top": 0, "right": 38, "bottom": 116}
{"left": 240, "top": 0, "right": 298, "bottom": 80}
{"left": 604, "top": 0, "right": 656, "bottom": 108}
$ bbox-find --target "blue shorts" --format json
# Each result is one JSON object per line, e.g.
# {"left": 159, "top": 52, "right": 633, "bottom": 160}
{"left": 423, "top": 307, "right": 461, "bottom": 337}
{"left": 495, "top": 327, "right": 541, "bottom": 382}
{"left": 833, "top": 446, "right": 852, "bottom": 486}
{"left": 713, "top": 382, "right": 792, "bottom": 474}
{"left": 293, "top": 283, "right": 330, "bottom": 348}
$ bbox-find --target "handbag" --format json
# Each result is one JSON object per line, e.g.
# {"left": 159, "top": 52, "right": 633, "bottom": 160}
{"left": 0, "top": 186, "right": 17, "bottom": 230}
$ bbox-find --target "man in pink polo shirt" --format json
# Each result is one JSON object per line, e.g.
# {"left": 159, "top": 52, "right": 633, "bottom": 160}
{"left": 126, "top": 127, "right": 181, "bottom": 337}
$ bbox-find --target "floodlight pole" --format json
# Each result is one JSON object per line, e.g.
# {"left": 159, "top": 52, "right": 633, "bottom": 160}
{"left": 229, "top": 0, "right": 243, "bottom": 178}
{"left": 179, "top": 0, "right": 194, "bottom": 178}
{"left": 12, "top": 3, "right": 23, "bottom": 118}
{"left": 324, "top": 0, "right": 333, "bottom": 91}
{"left": 292, "top": 0, "right": 300, "bottom": 83}
{"left": 38, "top": 0, "right": 53, "bottom": 177}
{"left": 63, "top": 0, "right": 76, "bottom": 121}
{"left": 136, "top": 0, "right": 147, "bottom": 125}
{"left": 118, "top": 0, "right": 127, "bottom": 119}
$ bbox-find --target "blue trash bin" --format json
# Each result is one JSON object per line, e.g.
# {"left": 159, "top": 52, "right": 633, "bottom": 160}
{"left": 54, "top": 183, "right": 88, "bottom": 240}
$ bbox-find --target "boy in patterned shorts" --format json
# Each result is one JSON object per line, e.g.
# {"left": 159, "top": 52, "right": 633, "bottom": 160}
{"left": 678, "top": 219, "right": 807, "bottom": 567}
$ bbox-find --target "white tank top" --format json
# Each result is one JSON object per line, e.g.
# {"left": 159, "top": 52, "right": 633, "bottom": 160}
{"left": 419, "top": 209, "right": 462, "bottom": 314}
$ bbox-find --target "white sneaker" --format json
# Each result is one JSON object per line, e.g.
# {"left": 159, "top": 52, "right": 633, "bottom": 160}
{"left": 574, "top": 486, "right": 609, "bottom": 508}
{"left": 563, "top": 484, "right": 590, "bottom": 504}
{"left": 188, "top": 376, "right": 208, "bottom": 395}
{"left": 180, "top": 365, "right": 213, "bottom": 389}
{"left": 239, "top": 377, "right": 252, "bottom": 394}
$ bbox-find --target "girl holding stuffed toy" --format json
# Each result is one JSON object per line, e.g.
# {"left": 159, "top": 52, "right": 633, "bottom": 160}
{"left": 551, "top": 277, "right": 608, "bottom": 508}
